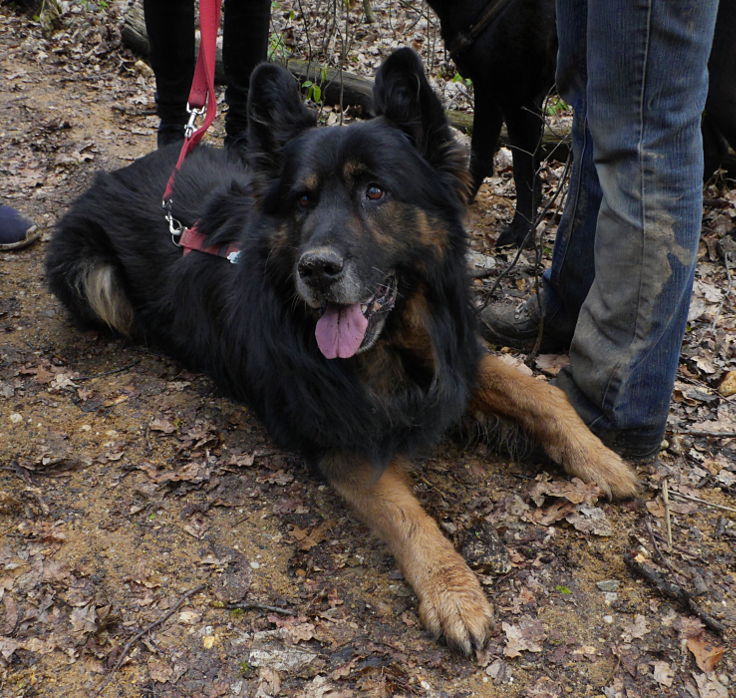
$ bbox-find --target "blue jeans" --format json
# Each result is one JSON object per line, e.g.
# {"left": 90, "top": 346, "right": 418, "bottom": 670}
{"left": 542, "top": 0, "right": 718, "bottom": 456}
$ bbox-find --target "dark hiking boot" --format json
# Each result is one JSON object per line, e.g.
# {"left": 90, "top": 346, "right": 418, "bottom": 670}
{"left": 596, "top": 429, "right": 663, "bottom": 463}
{"left": 479, "top": 293, "right": 574, "bottom": 352}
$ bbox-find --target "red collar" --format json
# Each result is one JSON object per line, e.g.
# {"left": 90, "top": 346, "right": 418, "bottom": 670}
{"left": 180, "top": 223, "right": 241, "bottom": 263}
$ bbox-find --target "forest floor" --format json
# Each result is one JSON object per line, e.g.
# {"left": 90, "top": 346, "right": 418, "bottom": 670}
{"left": 0, "top": 3, "right": 734, "bottom": 697}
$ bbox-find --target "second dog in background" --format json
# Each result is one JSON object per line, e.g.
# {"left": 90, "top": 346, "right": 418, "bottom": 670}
{"left": 428, "top": 0, "right": 736, "bottom": 248}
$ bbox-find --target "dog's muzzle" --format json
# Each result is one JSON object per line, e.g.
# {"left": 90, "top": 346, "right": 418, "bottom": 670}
{"left": 296, "top": 248, "right": 398, "bottom": 360}
{"left": 297, "top": 248, "right": 345, "bottom": 294}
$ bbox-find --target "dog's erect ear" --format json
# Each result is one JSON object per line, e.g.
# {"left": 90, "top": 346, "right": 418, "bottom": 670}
{"left": 247, "top": 63, "right": 317, "bottom": 178}
{"left": 373, "top": 48, "right": 470, "bottom": 200}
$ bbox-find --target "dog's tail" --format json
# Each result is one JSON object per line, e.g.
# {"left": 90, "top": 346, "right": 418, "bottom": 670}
{"left": 74, "top": 260, "right": 134, "bottom": 335}
{"left": 45, "top": 222, "right": 135, "bottom": 336}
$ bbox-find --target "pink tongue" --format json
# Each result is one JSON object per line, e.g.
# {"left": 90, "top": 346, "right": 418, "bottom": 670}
{"left": 315, "top": 303, "right": 369, "bottom": 359}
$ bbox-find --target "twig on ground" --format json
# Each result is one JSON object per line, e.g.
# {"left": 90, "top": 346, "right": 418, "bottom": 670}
{"left": 668, "top": 489, "right": 736, "bottom": 514}
{"left": 76, "top": 359, "right": 142, "bottom": 382}
{"left": 95, "top": 583, "right": 206, "bottom": 697}
{"left": 684, "top": 429, "right": 736, "bottom": 438}
{"left": 643, "top": 516, "right": 680, "bottom": 580}
{"left": 662, "top": 479, "right": 673, "bottom": 550}
{"left": 624, "top": 552, "right": 726, "bottom": 636}
{"left": 224, "top": 601, "right": 295, "bottom": 616}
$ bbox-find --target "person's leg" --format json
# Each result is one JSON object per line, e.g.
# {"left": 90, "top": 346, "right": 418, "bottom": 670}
{"left": 222, "top": 0, "right": 271, "bottom": 152}
{"left": 542, "top": 0, "right": 599, "bottom": 328}
{"left": 143, "top": 0, "right": 195, "bottom": 146}
{"left": 556, "top": 0, "right": 718, "bottom": 457}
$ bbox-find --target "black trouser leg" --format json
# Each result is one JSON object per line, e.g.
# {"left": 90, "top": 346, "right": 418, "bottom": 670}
{"left": 222, "top": 0, "right": 271, "bottom": 141}
{"left": 143, "top": 0, "right": 196, "bottom": 128}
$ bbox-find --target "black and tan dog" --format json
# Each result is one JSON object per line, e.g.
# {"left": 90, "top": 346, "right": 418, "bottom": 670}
{"left": 46, "top": 49, "right": 636, "bottom": 654}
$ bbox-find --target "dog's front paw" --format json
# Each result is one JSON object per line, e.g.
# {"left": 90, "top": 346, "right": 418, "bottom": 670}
{"left": 417, "top": 559, "right": 494, "bottom": 655}
{"left": 565, "top": 439, "right": 639, "bottom": 500}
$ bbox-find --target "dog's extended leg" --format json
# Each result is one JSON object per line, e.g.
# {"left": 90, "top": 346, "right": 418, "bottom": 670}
{"left": 470, "top": 354, "right": 638, "bottom": 499}
{"left": 468, "top": 92, "right": 503, "bottom": 201}
{"left": 321, "top": 455, "right": 494, "bottom": 655}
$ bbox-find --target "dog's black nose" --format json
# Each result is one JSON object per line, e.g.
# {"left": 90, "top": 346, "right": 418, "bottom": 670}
{"left": 297, "top": 248, "right": 344, "bottom": 287}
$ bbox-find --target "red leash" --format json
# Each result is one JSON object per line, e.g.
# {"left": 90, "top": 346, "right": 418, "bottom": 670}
{"left": 163, "top": 0, "right": 229, "bottom": 259}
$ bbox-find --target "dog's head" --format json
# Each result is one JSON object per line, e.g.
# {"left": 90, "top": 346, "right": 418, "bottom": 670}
{"left": 246, "top": 49, "right": 471, "bottom": 360}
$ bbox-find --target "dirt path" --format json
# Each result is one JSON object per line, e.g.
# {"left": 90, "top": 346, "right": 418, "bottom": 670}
{"left": 1, "top": 6, "right": 734, "bottom": 698}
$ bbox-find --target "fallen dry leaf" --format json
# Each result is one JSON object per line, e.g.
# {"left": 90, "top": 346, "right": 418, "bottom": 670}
{"left": 693, "top": 671, "right": 729, "bottom": 698}
{"left": 529, "top": 475, "right": 601, "bottom": 506}
{"left": 70, "top": 603, "right": 97, "bottom": 637}
{"left": 651, "top": 660, "right": 674, "bottom": 687}
{"left": 687, "top": 633, "right": 726, "bottom": 673}
{"left": 621, "top": 614, "right": 650, "bottom": 642}
{"left": 527, "top": 499, "right": 576, "bottom": 526}
{"left": 291, "top": 520, "right": 335, "bottom": 552}
{"left": 718, "top": 370, "right": 736, "bottom": 397}
{"left": 282, "top": 622, "right": 316, "bottom": 644}
{"left": 249, "top": 631, "right": 319, "bottom": 672}
{"left": 255, "top": 666, "right": 281, "bottom": 698}
{"left": 503, "top": 617, "right": 546, "bottom": 657}
{"left": 149, "top": 417, "right": 176, "bottom": 433}
{"left": 564, "top": 505, "right": 613, "bottom": 537}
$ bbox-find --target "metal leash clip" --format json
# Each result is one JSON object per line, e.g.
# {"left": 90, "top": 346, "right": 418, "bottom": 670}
{"left": 163, "top": 199, "right": 184, "bottom": 247}
{"left": 184, "top": 105, "right": 205, "bottom": 140}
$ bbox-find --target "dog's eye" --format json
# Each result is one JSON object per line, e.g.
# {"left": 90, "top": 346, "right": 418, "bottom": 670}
{"left": 365, "top": 184, "right": 385, "bottom": 201}
{"left": 297, "top": 192, "right": 313, "bottom": 209}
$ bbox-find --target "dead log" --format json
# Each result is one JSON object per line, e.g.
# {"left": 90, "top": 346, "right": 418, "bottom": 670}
{"left": 16, "top": 0, "right": 63, "bottom": 33}
{"left": 122, "top": 1, "right": 373, "bottom": 115}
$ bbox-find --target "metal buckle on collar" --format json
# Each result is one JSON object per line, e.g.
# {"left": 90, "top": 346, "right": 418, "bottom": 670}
{"left": 163, "top": 199, "right": 184, "bottom": 246}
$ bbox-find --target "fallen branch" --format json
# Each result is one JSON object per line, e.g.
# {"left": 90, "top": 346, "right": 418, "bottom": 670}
{"left": 668, "top": 489, "right": 736, "bottom": 514}
{"left": 223, "top": 601, "right": 295, "bottom": 616}
{"left": 685, "top": 429, "right": 736, "bottom": 438}
{"left": 643, "top": 515, "right": 679, "bottom": 579}
{"left": 623, "top": 552, "right": 726, "bottom": 636}
{"left": 662, "top": 479, "right": 673, "bottom": 550}
{"left": 95, "top": 583, "right": 206, "bottom": 697}
{"left": 76, "top": 359, "right": 142, "bottom": 382}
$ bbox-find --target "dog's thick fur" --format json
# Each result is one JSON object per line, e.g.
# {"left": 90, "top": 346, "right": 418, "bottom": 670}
{"left": 46, "top": 49, "right": 636, "bottom": 654}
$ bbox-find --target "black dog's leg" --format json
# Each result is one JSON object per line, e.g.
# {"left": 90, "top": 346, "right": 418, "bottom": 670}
{"left": 702, "top": 114, "right": 729, "bottom": 179}
{"left": 468, "top": 90, "right": 503, "bottom": 202}
{"left": 495, "top": 103, "right": 545, "bottom": 248}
